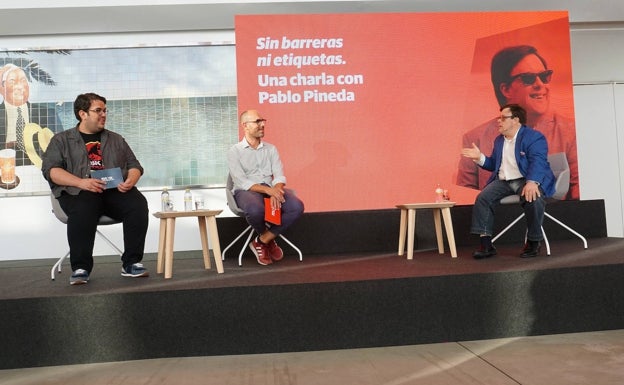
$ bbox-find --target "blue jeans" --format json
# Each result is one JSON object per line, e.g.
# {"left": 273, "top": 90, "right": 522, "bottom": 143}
{"left": 471, "top": 178, "right": 546, "bottom": 241}
{"left": 234, "top": 188, "right": 304, "bottom": 236}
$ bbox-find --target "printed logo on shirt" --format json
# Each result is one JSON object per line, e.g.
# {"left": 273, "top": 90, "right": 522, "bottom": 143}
{"left": 86, "top": 141, "right": 103, "bottom": 170}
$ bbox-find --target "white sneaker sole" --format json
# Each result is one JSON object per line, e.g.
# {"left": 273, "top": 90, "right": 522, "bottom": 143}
{"left": 121, "top": 270, "right": 149, "bottom": 278}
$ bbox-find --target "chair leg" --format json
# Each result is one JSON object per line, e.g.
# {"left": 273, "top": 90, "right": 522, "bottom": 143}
{"left": 96, "top": 229, "right": 123, "bottom": 256}
{"left": 493, "top": 211, "right": 587, "bottom": 255}
{"left": 541, "top": 226, "right": 551, "bottom": 256}
{"left": 51, "top": 251, "right": 70, "bottom": 280}
{"left": 544, "top": 212, "right": 588, "bottom": 249}
{"left": 278, "top": 234, "right": 303, "bottom": 262}
{"left": 222, "top": 226, "right": 304, "bottom": 266}
{"left": 492, "top": 213, "right": 526, "bottom": 243}
{"left": 222, "top": 225, "right": 253, "bottom": 261}
{"left": 237, "top": 229, "right": 255, "bottom": 266}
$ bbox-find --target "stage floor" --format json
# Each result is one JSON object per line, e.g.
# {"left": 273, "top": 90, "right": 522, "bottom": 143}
{"left": 2, "top": 237, "right": 622, "bottom": 300}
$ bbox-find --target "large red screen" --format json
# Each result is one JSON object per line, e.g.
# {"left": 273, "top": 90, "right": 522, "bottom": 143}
{"left": 235, "top": 11, "right": 576, "bottom": 212}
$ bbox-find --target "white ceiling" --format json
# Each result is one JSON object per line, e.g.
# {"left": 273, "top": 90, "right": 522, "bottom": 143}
{"left": 0, "top": 0, "right": 623, "bottom": 38}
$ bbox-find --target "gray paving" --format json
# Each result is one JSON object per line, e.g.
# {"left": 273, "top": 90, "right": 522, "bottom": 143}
{"left": 1, "top": 329, "right": 623, "bottom": 384}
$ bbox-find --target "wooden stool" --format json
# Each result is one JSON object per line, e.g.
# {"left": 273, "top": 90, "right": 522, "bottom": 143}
{"left": 396, "top": 202, "right": 457, "bottom": 259}
{"left": 153, "top": 209, "right": 224, "bottom": 278}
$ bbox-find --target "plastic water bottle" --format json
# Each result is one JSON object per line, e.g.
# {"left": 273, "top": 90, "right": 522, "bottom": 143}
{"left": 161, "top": 188, "right": 170, "bottom": 211}
{"left": 435, "top": 184, "right": 444, "bottom": 203}
{"left": 184, "top": 188, "right": 193, "bottom": 211}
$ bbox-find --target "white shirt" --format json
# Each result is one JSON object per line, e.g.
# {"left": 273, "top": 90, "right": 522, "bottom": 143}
{"left": 498, "top": 131, "right": 523, "bottom": 180}
{"left": 227, "top": 138, "right": 286, "bottom": 192}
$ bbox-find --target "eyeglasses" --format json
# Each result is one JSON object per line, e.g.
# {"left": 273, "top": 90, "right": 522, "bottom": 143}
{"left": 509, "top": 69, "right": 553, "bottom": 86}
{"left": 499, "top": 115, "right": 514, "bottom": 121}
{"left": 88, "top": 108, "right": 108, "bottom": 115}
{"left": 244, "top": 118, "right": 266, "bottom": 125}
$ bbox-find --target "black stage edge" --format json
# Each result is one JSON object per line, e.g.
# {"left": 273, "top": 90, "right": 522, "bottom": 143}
{"left": 216, "top": 199, "right": 608, "bottom": 254}
{"left": 1, "top": 199, "right": 620, "bottom": 370}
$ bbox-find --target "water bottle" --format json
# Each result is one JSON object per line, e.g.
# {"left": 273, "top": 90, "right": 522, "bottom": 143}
{"left": 184, "top": 188, "right": 193, "bottom": 211}
{"left": 435, "top": 184, "right": 444, "bottom": 203}
{"left": 161, "top": 188, "right": 170, "bottom": 211}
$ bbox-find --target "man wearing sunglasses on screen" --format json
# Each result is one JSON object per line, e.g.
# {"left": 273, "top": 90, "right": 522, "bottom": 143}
{"left": 227, "top": 109, "right": 304, "bottom": 266}
{"left": 457, "top": 45, "right": 578, "bottom": 200}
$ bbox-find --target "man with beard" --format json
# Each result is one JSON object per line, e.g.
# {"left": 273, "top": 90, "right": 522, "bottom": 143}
{"left": 227, "top": 109, "right": 304, "bottom": 266}
{"left": 42, "top": 93, "right": 149, "bottom": 285}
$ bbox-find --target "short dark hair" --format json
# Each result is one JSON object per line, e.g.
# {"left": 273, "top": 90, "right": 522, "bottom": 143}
{"left": 491, "top": 45, "right": 548, "bottom": 107}
{"left": 501, "top": 103, "right": 527, "bottom": 125}
{"left": 73, "top": 93, "right": 106, "bottom": 121}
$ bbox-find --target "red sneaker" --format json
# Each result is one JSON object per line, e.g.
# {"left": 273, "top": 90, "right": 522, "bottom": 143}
{"left": 267, "top": 239, "right": 284, "bottom": 261}
{"left": 249, "top": 237, "right": 272, "bottom": 265}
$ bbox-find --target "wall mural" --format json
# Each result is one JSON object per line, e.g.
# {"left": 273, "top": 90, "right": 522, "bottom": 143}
{"left": 0, "top": 45, "right": 238, "bottom": 196}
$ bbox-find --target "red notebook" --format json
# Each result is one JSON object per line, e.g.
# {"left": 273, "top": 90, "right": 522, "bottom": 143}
{"left": 264, "top": 197, "right": 282, "bottom": 225}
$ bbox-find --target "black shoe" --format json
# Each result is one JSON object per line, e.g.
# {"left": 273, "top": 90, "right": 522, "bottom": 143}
{"left": 473, "top": 245, "right": 497, "bottom": 259}
{"left": 520, "top": 241, "right": 541, "bottom": 258}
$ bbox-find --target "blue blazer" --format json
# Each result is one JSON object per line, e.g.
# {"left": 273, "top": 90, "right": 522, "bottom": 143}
{"left": 482, "top": 125, "right": 556, "bottom": 197}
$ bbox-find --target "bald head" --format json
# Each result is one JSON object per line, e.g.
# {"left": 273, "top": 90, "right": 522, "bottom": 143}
{"left": 0, "top": 64, "right": 29, "bottom": 106}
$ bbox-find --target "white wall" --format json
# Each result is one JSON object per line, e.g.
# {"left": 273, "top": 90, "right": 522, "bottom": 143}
{"left": 570, "top": 26, "right": 624, "bottom": 237}
{"left": 573, "top": 84, "right": 624, "bottom": 237}
{"left": 0, "top": 188, "right": 234, "bottom": 261}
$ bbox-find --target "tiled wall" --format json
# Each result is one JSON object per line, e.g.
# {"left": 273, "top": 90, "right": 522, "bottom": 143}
{"left": 2, "top": 44, "right": 238, "bottom": 195}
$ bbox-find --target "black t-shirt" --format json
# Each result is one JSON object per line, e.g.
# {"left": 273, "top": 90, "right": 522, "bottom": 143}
{"left": 80, "top": 131, "right": 103, "bottom": 171}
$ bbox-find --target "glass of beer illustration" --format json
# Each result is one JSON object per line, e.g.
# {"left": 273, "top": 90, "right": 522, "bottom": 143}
{"left": 0, "top": 148, "right": 16, "bottom": 184}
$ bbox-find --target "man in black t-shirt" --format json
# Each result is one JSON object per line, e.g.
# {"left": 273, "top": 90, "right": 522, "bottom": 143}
{"left": 42, "top": 93, "right": 149, "bottom": 285}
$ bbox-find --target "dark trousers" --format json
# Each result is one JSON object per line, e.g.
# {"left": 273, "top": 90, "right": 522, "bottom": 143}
{"left": 57, "top": 188, "right": 149, "bottom": 273}
{"left": 470, "top": 178, "right": 546, "bottom": 241}
{"left": 234, "top": 188, "right": 304, "bottom": 237}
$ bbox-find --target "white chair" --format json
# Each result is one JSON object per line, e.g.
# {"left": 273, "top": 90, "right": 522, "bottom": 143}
{"left": 221, "top": 174, "right": 302, "bottom": 266}
{"left": 50, "top": 193, "right": 123, "bottom": 280}
{"left": 492, "top": 152, "right": 588, "bottom": 255}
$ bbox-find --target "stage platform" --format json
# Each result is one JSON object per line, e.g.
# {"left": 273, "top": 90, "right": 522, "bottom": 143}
{"left": 1, "top": 234, "right": 624, "bottom": 370}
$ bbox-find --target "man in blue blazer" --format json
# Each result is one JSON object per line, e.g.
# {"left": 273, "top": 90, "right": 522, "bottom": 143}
{"left": 461, "top": 103, "right": 555, "bottom": 259}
